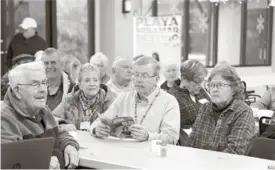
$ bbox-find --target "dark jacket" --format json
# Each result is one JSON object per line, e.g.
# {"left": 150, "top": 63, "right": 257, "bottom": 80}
{"left": 54, "top": 84, "right": 116, "bottom": 129}
{"left": 160, "top": 79, "right": 181, "bottom": 92}
{"left": 6, "top": 33, "right": 47, "bottom": 68}
{"left": 169, "top": 83, "right": 211, "bottom": 129}
{"left": 1, "top": 88, "right": 79, "bottom": 169}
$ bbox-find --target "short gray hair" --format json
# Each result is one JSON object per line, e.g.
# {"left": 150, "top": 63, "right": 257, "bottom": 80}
{"left": 180, "top": 59, "right": 207, "bottom": 83}
{"left": 9, "top": 61, "right": 45, "bottom": 89}
{"left": 134, "top": 56, "right": 160, "bottom": 76}
{"left": 41, "top": 48, "right": 61, "bottom": 61}
{"left": 163, "top": 61, "right": 180, "bottom": 71}
{"left": 90, "top": 52, "right": 109, "bottom": 68}
{"left": 78, "top": 63, "right": 100, "bottom": 82}
{"left": 112, "top": 56, "right": 132, "bottom": 69}
{"left": 208, "top": 61, "right": 243, "bottom": 100}
{"left": 34, "top": 50, "right": 44, "bottom": 61}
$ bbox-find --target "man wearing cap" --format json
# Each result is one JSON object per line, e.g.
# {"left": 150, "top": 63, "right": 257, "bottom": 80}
{"left": 6, "top": 17, "right": 47, "bottom": 69}
{"left": 1, "top": 54, "right": 35, "bottom": 100}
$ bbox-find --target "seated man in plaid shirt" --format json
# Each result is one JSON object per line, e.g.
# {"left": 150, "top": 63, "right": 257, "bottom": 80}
{"left": 186, "top": 62, "right": 256, "bottom": 155}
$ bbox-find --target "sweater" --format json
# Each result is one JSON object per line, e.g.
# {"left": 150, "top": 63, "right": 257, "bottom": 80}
{"left": 54, "top": 84, "right": 116, "bottom": 129}
{"left": 1, "top": 88, "right": 79, "bottom": 168}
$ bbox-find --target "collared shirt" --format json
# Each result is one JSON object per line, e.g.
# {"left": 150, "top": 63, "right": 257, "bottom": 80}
{"left": 90, "top": 87, "right": 180, "bottom": 144}
{"left": 168, "top": 84, "right": 211, "bottom": 129}
{"left": 106, "top": 79, "right": 134, "bottom": 96}
{"left": 187, "top": 99, "right": 256, "bottom": 155}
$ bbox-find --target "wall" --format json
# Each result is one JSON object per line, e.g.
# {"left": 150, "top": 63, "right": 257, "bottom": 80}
{"left": 96, "top": 0, "right": 137, "bottom": 74}
{"left": 96, "top": 0, "right": 275, "bottom": 89}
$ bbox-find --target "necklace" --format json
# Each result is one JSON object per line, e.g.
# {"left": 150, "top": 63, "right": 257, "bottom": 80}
{"left": 134, "top": 89, "right": 161, "bottom": 124}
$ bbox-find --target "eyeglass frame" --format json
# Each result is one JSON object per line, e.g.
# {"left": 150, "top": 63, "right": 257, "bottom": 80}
{"left": 206, "top": 82, "right": 231, "bottom": 90}
{"left": 132, "top": 72, "right": 158, "bottom": 80}
{"left": 17, "top": 79, "right": 49, "bottom": 89}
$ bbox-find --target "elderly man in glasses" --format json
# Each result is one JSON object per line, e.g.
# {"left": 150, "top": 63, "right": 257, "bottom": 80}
{"left": 1, "top": 62, "right": 79, "bottom": 169}
{"left": 90, "top": 56, "right": 180, "bottom": 144}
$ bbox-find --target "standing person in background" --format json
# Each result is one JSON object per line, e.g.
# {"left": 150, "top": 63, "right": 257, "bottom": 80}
{"left": 161, "top": 62, "right": 181, "bottom": 92}
{"left": 107, "top": 56, "right": 134, "bottom": 96}
{"left": 152, "top": 52, "right": 160, "bottom": 62}
{"left": 90, "top": 52, "right": 110, "bottom": 84}
{"left": 6, "top": 17, "right": 47, "bottom": 69}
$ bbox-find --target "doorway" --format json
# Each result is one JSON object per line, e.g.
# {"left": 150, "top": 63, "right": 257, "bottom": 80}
{"left": 1, "top": 0, "right": 56, "bottom": 76}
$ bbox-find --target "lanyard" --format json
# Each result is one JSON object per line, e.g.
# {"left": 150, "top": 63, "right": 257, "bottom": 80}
{"left": 134, "top": 90, "right": 160, "bottom": 124}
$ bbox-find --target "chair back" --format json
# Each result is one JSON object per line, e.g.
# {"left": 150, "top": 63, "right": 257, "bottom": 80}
{"left": 260, "top": 116, "right": 272, "bottom": 135}
{"left": 246, "top": 137, "right": 275, "bottom": 160}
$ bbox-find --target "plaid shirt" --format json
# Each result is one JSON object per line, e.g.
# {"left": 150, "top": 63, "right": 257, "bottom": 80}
{"left": 187, "top": 99, "right": 256, "bottom": 155}
{"left": 168, "top": 84, "right": 210, "bottom": 129}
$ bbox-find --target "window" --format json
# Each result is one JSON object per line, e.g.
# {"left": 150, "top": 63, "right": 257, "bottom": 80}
{"left": 189, "top": 0, "right": 211, "bottom": 66}
{"left": 56, "top": 0, "right": 88, "bottom": 63}
{"left": 245, "top": 0, "right": 270, "bottom": 65}
{"left": 218, "top": 1, "right": 241, "bottom": 65}
{"left": 138, "top": 0, "right": 273, "bottom": 67}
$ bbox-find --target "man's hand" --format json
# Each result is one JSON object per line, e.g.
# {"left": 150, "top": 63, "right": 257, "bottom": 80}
{"left": 59, "top": 124, "right": 76, "bottom": 132}
{"left": 129, "top": 124, "right": 149, "bottom": 141}
{"left": 94, "top": 122, "right": 111, "bottom": 137}
{"left": 64, "top": 145, "right": 79, "bottom": 169}
{"left": 49, "top": 156, "right": 60, "bottom": 170}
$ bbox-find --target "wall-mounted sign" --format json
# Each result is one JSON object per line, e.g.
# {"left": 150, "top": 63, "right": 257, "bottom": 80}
{"left": 133, "top": 16, "right": 182, "bottom": 84}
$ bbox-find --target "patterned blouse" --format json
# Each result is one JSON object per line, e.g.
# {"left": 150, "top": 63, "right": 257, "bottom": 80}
{"left": 187, "top": 99, "right": 256, "bottom": 155}
{"left": 168, "top": 84, "right": 211, "bottom": 129}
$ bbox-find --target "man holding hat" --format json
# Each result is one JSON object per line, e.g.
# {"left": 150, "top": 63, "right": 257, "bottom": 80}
{"left": 6, "top": 17, "right": 47, "bottom": 69}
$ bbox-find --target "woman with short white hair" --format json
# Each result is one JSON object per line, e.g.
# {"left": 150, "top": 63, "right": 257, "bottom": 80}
{"left": 90, "top": 52, "right": 110, "bottom": 84}
{"left": 54, "top": 63, "right": 116, "bottom": 130}
{"left": 160, "top": 61, "right": 181, "bottom": 91}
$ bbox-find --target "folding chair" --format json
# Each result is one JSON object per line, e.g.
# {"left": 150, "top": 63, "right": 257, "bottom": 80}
{"left": 245, "top": 137, "right": 275, "bottom": 160}
{"left": 259, "top": 116, "right": 272, "bottom": 135}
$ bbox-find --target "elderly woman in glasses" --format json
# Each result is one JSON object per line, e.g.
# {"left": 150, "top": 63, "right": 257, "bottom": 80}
{"left": 168, "top": 60, "right": 210, "bottom": 129}
{"left": 54, "top": 63, "right": 116, "bottom": 131}
{"left": 187, "top": 62, "right": 256, "bottom": 155}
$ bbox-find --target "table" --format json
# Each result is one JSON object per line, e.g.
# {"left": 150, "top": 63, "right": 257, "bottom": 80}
{"left": 76, "top": 131, "right": 275, "bottom": 169}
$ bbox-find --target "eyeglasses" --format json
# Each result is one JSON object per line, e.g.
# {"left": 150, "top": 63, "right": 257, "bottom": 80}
{"left": 17, "top": 79, "right": 48, "bottom": 89}
{"left": 132, "top": 72, "right": 157, "bottom": 80}
{"left": 206, "top": 83, "right": 231, "bottom": 90}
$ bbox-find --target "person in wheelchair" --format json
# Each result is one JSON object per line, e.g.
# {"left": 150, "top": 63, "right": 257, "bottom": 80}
{"left": 251, "top": 86, "right": 275, "bottom": 111}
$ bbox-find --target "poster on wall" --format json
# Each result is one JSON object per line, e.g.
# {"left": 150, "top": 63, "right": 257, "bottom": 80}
{"left": 133, "top": 16, "right": 182, "bottom": 84}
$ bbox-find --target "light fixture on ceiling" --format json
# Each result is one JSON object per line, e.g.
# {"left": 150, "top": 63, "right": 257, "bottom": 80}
{"left": 269, "top": 0, "right": 275, "bottom": 6}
